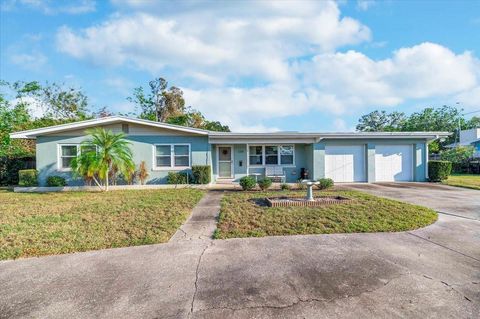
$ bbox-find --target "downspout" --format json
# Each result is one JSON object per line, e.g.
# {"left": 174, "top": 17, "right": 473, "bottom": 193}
{"left": 426, "top": 135, "right": 439, "bottom": 180}
{"left": 312, "top": 137, "right": 323, "bottom": 180}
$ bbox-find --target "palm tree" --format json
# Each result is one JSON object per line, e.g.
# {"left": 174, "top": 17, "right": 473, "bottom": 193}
{"left": 71, "top": 128, "right": 134, "bottom": 191}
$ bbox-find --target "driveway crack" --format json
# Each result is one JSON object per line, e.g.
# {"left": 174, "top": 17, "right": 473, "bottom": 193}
{"left": 407, "top": 232, "right": 480, "bottom": 262}
{"left": 190, "top": 241, "right": 213, "bottom": 316}
{"left": 193, "top": 273, "right": 409, "bottom": 314}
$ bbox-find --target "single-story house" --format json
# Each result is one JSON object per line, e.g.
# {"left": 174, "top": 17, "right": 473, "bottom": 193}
{"left": 445, "top": 128, "right": 480, "bottom": 158}
{"left": 10, "top": 116, "right": 450, "bottom": 186}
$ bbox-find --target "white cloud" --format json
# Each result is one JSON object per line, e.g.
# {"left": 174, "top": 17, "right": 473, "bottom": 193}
{"left": 51, "top": 1, "right": 480, "bottom": 132}
{"left": 333, "top": 118, "right": 348, "bottom": 131}
{"left": 7, "top": 33, "right": 48, "bottom": 72}
{"left": 455, "top": 87, "right": 480, "bottom": 109}
{"left": 56, "top": 1, "right": 370, "bottom": 83}
{"left": 11, "top": 96, "right": 48, "bottom": 119}
{"left": 357, "top": 0, "right": 376, "bottom": 11}
{"left": 183, "top": 85, "right": 311, "bottom": 131}
{"left": 300, "top": 42, "right": 478, "bottom": 109}
{"left": 104, "top": 76, "right": 134, "bottom": 94}
{"left": 1, "top": 0, "right": 96, "bottom": 14}
{"left": 9, "top": 51, "right": 47, "bottom": 71}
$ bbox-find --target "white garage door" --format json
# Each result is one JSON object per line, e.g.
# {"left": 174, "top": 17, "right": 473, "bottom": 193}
{"left": 325, "top": 145, "right": 366, "bottom": 182}
{"left": 375, "top": 145, "right": 413, "bottom": 182}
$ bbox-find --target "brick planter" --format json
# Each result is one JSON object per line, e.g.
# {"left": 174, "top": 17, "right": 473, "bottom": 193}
{"left": 266, "top": 195, "right": 351, "bottom": 207}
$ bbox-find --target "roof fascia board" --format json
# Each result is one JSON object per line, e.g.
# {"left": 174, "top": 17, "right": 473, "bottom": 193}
{"left": 10, "top": 116, "right": 209, "bottom": 139}
{"left": 208, "top": 138, "right": 318, "bottom": 144}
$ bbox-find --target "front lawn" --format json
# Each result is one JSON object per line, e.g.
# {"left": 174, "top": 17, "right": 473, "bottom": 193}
{"left": 214, "top": 189, "right": 437, "bottom": 239}
{"left": 0, "top": 189, "right": 204, "bottom": 260}
{"left": 443, "top": 174, "right": 480, "bottom": 190}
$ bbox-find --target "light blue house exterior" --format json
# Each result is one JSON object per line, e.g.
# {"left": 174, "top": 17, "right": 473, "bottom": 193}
{"left": 11, "top": 116, "right": 449, "bottom": 186}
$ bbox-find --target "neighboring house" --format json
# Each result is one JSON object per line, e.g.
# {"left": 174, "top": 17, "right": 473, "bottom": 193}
{"left": 445, "top": 128, "right": 480, "bottom": 158}
{"left": 10, "top": 116, "right": 450, "bottom": 186}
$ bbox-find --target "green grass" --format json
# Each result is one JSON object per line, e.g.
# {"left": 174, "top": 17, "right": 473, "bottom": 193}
{"left": 0, "top": 188, "right": 204, "bottom": 260}
{"left": 443, "top": 174, "right": 480, "bottom": 190}
{"left": 214, "top": 189, "right": 437, "bottom": 239}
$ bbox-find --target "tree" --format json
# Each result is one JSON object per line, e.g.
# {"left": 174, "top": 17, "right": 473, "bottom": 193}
{"left": 166, "top": 108, "right": 230, "bottom": 132}
{"left": 356, "top": 110, "right": 406, "bottom": 132}
{"left": 0, "top": 93, "right": 31, "bottom": 157}
{"left": 128, "top": 77, "right": 230, "bottom": 132}
{"left": 71, "top": 128, "right": 134, "bottom": 191}
{"left": 440, "top": 146, "right": 475, "bottom": 163}
{"left": 12, "top": 81, "right": 89, "bottom": 120}
{"left": 401, "top": 106, "right": 462, "bottom": 141}
{"left": 466, "top": 116, "right": 480, "bottom": 129}
{"left": 128, "top": 77, "right": 185, "bottom": 122}
{"left": 356, "top": 105, "right": 479, "bottom": 154}
{"left": 1, "top": 81, "right": 92, "bottom": 157}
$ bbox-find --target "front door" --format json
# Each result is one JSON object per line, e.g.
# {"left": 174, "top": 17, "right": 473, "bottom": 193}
{"left": 218, "top": 146, "right": 233, "bottom": 178}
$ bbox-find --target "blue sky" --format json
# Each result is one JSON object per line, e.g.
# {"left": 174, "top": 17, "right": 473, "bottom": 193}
{"left": 1, "top": 0, "right": 479, "bottom": 132}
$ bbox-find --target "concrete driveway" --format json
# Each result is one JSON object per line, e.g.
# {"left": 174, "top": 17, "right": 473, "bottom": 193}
{"left": 1, "top": 187, "right": 479, "bottom": 318}
{"left": 340, "top": 182, "right": 480, "bottom": 220}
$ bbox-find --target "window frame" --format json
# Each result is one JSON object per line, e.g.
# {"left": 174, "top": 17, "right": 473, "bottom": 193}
{"left": 57, "top": 144, "right": 79, "bottom": 171}
{"left": 248, "top": 144, "right": 295, "bottom": 167}
{"left": 248, "top": 145, "right": 264, "bottom": 166}
{"left": 152, "top": 143, "right": 191, "bottom": 170}
{"left": 57, "top": 143, "right": 99, "bottom": 171}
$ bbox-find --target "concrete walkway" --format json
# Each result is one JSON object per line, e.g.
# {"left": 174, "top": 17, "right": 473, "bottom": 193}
{"left": 170, "top": 191, "right": 223, "bottom": 242}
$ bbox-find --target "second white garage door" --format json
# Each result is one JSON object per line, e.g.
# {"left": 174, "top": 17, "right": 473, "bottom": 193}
{"left": 325, "top": 145, "right": 366, "bottom": 182}
{"left": 375, "top": 145, "right": 413, "bottom": 182}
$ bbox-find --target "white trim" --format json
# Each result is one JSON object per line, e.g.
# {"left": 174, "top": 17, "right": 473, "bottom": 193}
{"left": 152, "top": 143, "right": 191, "bottom": 171}
{"left": 210, "top": 138, "right": 317, "bottom": 144}
{"left": 57, "top": 144, "right": 79, "bottom": 171}
{"left": 10, "top": 116, "right": 209, "bottom": 139}
{"left": 247, "top": 144, "right": 296, "bottom": 167}
{"left": 425, "top": 141, "right": 429, "bottom": 179}
{"left": 246, "top": 143, "right": 250, "bottom": 176}
{"left": 216, "top": 145, "right": 234, "bottom": 178}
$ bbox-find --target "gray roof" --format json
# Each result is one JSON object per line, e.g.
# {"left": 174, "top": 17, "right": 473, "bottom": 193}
{"left": 10, "top": 115, "right": 451, "bottom": 141}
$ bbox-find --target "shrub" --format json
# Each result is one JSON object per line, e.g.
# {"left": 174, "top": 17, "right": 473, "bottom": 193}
{"left": 257, "top": 177, "right": 273, "bottom": 190}
{"left": 0, "top": 156, "right": 34, "bottom": 186}
{"left": 46, "top": 176, "right": 67, "bottom": 187}
{"left": 440, "top": 146, "right": 474, "bottom": 163}
{"left": 138, "top": 161, "right": 149, "bottom": 185}
{"left": 280, "top": 183, "right": 291, "bottom": 191}
{"left": 167, "top": 171, "right": 189, "bottom": 184}
{"left": 296, "top": 179, "right": 306, "bottom": 190}
{"left": 317, "top": 178, "right": 334, "bottom": 190}
{"left": 192, "top": 165, "right": 211, "bottom": 184}
{"left": 239, "top": 176, "right": 256, "bottom": 191}
{"left": 18, "top": 169, "right": 38, "bottom": 187}
{"left": 428, "top": 160, "right": 452, "bottom": 182}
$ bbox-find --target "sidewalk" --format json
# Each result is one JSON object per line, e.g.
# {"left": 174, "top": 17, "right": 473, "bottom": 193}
{"left": 170, "top": 190, "right": 224, "bottom": 242}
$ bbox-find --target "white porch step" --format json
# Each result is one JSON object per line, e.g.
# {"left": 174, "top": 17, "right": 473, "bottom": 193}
{"left": 215, "top": 179, "right": 236, "bottom": 184}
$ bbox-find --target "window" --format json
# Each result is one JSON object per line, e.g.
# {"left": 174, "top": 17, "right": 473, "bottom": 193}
{"left": 280, "top": 145, "right": 294, "bottom": 165}
{"left": 80, "top": 144, "right": 97, "bottom": 154}
{"left": 265, "top": 146, "right": 278, "bottom": 165}
{"left": 248, "top": 145, "right": 295, "bottom": 166}
{"left": 154, "top": 144, "right": 190, "bottom": 169}
{"left": 59, "top": 145, "right": 78, "bottom": 169}
{"left": 156, "top": 145, "right": 171, "bottom": 167}
{"left": 122, "top": 124, "right": 129, "bottom": 134}
{"left": 249, "top": 146, "right": 263, "bottom": 165}
{"left": 174, "top": 145, "right": 189, "bottom": 166}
